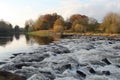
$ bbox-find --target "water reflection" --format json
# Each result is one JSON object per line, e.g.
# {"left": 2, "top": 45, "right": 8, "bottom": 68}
{"left": 14, "top": 33, "right": 20, "bottom": 40}
{"left": 30, "top": 36, "right": 53, "bottom": 45}
{"left": 0, "top": 37, "right": 13, "bottom": 46}
{"left": 0, "top": 34, "right": 60, "bottom": 61}
{"left": 0, "top": 33, "right": 14, "bottom": 46}
{"left": 26, "top": 35, "right": 60, "bottom": 45}
{"left": 25, "top": 34, "right": 30, "bottom": 41}
{"left": 0, "top": 34, "right": 60, "bottom": 47}
{"left": 0, "top": 33, "right": 21, "bottom": 46}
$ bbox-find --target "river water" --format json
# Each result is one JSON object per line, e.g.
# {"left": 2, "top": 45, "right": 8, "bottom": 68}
{"left": 0, "top": 34, "right": 57, "bottom": 61}
{"left": 0, "top": 35, "right": 120, "bottom": 80}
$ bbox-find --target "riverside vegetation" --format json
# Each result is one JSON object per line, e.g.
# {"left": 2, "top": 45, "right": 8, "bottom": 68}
{"left": 25, "top": 12, "right": 120, "bottom": 36}
{"left": 0, "top": 12, "right": 120, "bottom": 36}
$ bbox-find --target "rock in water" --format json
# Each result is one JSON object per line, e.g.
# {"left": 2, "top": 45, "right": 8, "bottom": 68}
{"left": 76, "top": 70, "right": 86, "bottom": 78}
{"left": 108, "top": 41, "right": 113, "bottom": 44}
{"left": 12, "top": 53, "right": 23, "bottom": 57}
{"left": 27, "top": 74, "right": 47, "bottom": 80}
{"left": 47, "top": 45, "right": 70, "bottom": 54}
{"left": 0, "top": 70, "right": 26, "bottom": 80}
{"left": 102, "top": 58, "right": 111, "bottom": 65}
{"left": 116, "top": 65, "right": 120, "bottom": 68}
{"left": 102, "top": 71, "right": 110, "bottom": 75}
{"left": 39, "top": 71, "right": 55, "bottom": 80}
{"left": 15, "top": 63, "right": 30, "bottom": 69}
{"left": 89, "top": 67, "right": 96, "bottom": 74}
{"left": 0, "top": 62, "right": 7, "bottom": 65}
{"left": 61, "top": 64, "right": 72, "bottom": 70}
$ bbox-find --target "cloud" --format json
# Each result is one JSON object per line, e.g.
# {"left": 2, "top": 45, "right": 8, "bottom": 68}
{"left": 40, "top": 0, "right": 120, "bottom": 22}
{"left": 0, "top": 0, "right": 120, "bottom": 27}
{"left": 57, "top": 0, "right": 120, "bottom": 22}
{"left": 82, "top": 0, "right": 120, "bottom": 22}
{"left": 39, "top": 0, "right": 85, "bottom": 19}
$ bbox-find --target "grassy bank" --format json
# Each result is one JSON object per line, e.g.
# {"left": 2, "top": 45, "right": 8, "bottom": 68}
{"left": 63, "top": 32, "right": 120, "bottom": 37}
{"left": 28, "top": 30, "right": 55, "bottom": 37}
{"left": 28, "top": 30, "right": 120, "bottom": 37}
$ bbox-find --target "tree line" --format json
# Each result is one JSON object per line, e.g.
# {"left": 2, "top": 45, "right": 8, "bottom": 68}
{"left": 0, "top": 20, "right": 24, "bottom": 35}
{"left": 25, "top": 12, "right": 120, "bottom": 34}
{"left": 1, "top": 12, "right": 120, "bottom": 35}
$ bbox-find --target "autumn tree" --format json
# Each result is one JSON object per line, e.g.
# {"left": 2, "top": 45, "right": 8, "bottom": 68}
{"left": 70, "top": 14, "right": 87, "bottom": 23}
{"left": 35, "top": 19, "right": 50, "bottom": 30}
{"left": 53, "top": 18, "right": 64, "bottom": 35}
{"left": 24, "top": 13, "right": 99, "bottom": 33}
{"left": 71, "top": 16, "right": 88, "bottom": 32}
{"left": 33, "top": 13, "right": 62, "bottom": 31}
{"left": 74, "top": 24, "right": 85, "bottom": 33}
{"left": 69, "top": 14, "right": 89, "bottom": 32}
{"left": 70, "top": 14, "right": 99, "bottom": 33}
{"left": 100, "top": 12, "right": 120, "bottom": 33}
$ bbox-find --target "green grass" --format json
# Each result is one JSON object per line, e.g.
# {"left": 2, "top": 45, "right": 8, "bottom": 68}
{"left": 28, "top": 30, "right": 54, "bottom": 36}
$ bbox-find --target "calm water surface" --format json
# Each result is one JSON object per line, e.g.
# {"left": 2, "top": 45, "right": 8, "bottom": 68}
{"left": 0, "top": 34, "right": 58, "bottom": 61}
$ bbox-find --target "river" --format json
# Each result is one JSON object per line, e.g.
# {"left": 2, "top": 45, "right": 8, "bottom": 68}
{"left": 0, "top": 34, "right": 57, "bottom": 61}
{"left": 0, "top": 35, "right": 120, "bottom": 80}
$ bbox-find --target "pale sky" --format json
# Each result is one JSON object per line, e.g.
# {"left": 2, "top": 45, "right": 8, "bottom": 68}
{"left": 0, "top": 0, "right": 120, "bottom": 27}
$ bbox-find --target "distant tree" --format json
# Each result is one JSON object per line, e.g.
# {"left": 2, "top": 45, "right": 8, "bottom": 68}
{"left": 69, "top": 14, "right": 89, "bottom": 32}
{"left": 100, "top": 12, "right": 120, "bottom": 33}
{"left": 64, "top": 19, "right": 72, "bottom": 30}
{"left": 110, "top": 23, "right": 120, "bottom": 33}
{"left": 70, "top": 14, "right": 88, "bottom": 23}
{"left": 8, "top": 24, "right": 13, "bottom": 32}
{"left": 53, "top": 18, "right": 64, "bottom": 35}
{"left": 0, "top": 20, "right": 13, "bottom": 34}
{"left": 33, "top": 13, "right": 62, "bottom": 31}
{"left": 74, "top": 24, "right": 86, "bottom": 33}
{"left": 72, "top": 20, "right": 79, "bottom": 31}
{"left": 87, "top": 17, "right": 99, "bottom": 32}
{"left": 53, "top": 25, "right": 64, "bottom": 33}
{"left": 25, "top": 19, "right": 34, "bottom": 32}
{"left": 34, "top": 20, "right": 50, "bottom": 30}
{"left": 14, "top": 25, "right": 20, "bottom": 33}
{"left": 71, "top": 17, "right": 88, "bottom": 32}
{"left": 54, "top": 18, "right": 64, "bottom": 26}
{"left": 25, "top": 25, "right": 29, "bottom": 32}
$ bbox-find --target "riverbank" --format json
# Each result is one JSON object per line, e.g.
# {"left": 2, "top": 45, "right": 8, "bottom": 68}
{"left": 28, "top": 30, "right": 120, "bottom": 37}
{"left": 63, "top": 32, "right": 120, "bottom": 37}
{"left": 0, "top": 36, "right": 120, "bottom": 80}
{"left": 28, "top": 30, "right": 54, "bottom": 37}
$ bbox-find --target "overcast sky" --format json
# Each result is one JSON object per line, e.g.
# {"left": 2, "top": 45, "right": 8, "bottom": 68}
{"left": 0, "top": 0, "right": 120, "bottom": 27}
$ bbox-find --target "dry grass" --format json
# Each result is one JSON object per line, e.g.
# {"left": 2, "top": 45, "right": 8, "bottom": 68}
{"left": 28, "top": 30, "right": 55, "bottom": 37}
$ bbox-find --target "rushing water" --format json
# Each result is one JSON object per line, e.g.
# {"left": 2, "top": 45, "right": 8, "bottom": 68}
{"left": 0, "top": 34, "right": 58, "bottom": 61}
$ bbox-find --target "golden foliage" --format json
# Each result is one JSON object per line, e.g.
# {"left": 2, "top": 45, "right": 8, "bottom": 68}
{"left": 53, "top": 18, "right": 64, "bottom": 33}
{"left": 100, "top": 12, "right": 120, "bottom": 33}
{"left": 74, "top": 24, "right": 86, "bottom": 33}
{"left": 53, "top": 25, "right": 64, "bottom": 33}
